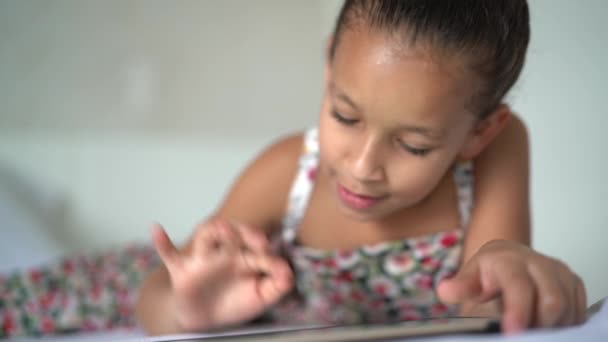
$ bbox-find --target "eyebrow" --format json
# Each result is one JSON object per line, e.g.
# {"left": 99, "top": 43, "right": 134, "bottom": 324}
{"left": 330, "top": 82, "right": 443, "bottom": 140}
{"left": 330, "top": 83, "right": 362, "bottom": 112}
{"left": 400, "top": 125, "right": 443, "bottom": 140}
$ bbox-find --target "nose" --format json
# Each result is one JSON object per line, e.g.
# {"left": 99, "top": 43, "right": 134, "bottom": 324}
{"left": 350, "top": 136, "right": 385, "bottom": 182}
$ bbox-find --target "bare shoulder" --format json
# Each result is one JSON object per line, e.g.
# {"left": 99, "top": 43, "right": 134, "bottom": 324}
{"left": 501, "top": 113, "right": 529, "bottom": 149}
{"left": 253, "top": 133, "right": 304, "bottom": 167}
{"left": 478, "top": 113, "right": 529, "bottom": 167}
{"left": 214, "top": 132, "right": 305, "bottom": 233}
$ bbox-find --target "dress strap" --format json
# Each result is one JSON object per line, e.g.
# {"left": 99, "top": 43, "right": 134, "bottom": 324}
{"left": 281, "top": 128, "right": 319, "bottom": 243}
{"left": 453, "top": 161, "right": 474, "bottom": 228}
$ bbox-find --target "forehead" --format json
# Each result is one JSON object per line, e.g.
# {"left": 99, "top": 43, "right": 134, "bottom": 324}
{"left": 331, "top": 28, "right": 478, "bottom": 125}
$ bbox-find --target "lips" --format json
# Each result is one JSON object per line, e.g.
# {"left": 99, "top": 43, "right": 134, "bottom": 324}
{"left": 337, "top": 183, "right": 387, "bottom": 210}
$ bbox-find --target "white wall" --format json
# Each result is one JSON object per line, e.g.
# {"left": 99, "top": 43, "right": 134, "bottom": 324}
{"left": 0, "top": 1, "right": 607, "bottom": 304}
{"left": 510, "top": 0, "right": 608, "bottom": 306}
{"left": 0, "top": 0, "right": 328, "bottom": 247}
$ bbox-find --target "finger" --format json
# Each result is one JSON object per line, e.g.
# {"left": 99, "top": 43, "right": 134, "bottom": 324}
{"left": 239, "top": 251, "right": 277, "bottom": 275}
{"left": 192, "top": 222, "right": 222, "bottom": 256}
{"left": 196, "top": 221, "right": 242, "bottom": 256}
{"left": 575, "top": 275, "right": 587, "bottom": 324}
{"left": 253, "top": 258, "right": 293, "bottom": 306}
{"left": 437, "top": 260, "right": 484, "bottom": 304}
{"left": 568, "top": 273, "right": 586, "bottom": 325}
{"left": 495, "top": 265, "right": 535, "bottom": 334}
{"left": 527, "top": 261, "right": 568, "bottom": 328}
{"left": 151, "top": 223, "right": 181, "bottom": 270}
{"left": 555, "top": 264, "right": 578, "bottom": 327}
{"left": 215, "top": 221, "right": 246, "bottom": 253}
{"left": 234, "top": 223, "right": 270, "bottom": 254}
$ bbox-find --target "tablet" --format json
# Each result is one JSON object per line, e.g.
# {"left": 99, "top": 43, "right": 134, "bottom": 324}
{"left": 166, "top": 317, "right": 500, "bottom": 342}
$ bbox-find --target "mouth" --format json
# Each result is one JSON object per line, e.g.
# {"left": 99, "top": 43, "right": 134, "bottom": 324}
{"left": 336, "top": 183, "right": 388, "bottom": 210}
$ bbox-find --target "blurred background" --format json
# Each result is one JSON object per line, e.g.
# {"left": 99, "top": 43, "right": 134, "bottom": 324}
{"left": 0, "top": 0, "right": 606, "bottom": 305}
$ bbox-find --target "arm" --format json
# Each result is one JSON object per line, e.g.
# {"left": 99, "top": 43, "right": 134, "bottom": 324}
{"left": 213, "top": 133, "right": 304, "bottom": 231}
{"left": 453, "top": 114, "right": 530, "bottom": 318}
{"left": 462, "top": 114, "right": 531, "bottom": 263}
{"left": 135, "top": 133, "right": 304, "bottom": 334}
{"left": 440, "top": 116, "right": 586, "bottom": 332}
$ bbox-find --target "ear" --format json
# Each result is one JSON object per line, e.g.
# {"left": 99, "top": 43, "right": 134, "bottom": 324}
{"left": 458, "top": 104, "right": 512, "bottom": 161}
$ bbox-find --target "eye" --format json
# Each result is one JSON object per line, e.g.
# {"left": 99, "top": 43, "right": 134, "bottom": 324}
{"left": 398, "top": 141, "right": 431, "bottom": 157}
{"left": 331, "top": 110, "right": 359, "bottom": 125}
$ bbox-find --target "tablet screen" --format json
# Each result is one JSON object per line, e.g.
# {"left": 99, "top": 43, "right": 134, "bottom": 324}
{"left": 166, "top": 317, "right": 500, "bottom": 342}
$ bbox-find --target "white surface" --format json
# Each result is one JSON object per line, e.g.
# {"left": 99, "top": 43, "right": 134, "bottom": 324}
{"left": 7, "top": 303, "right": 608, "bottom": 342}
{"left": 7, "top": 330, "right": 143, "bottom": 342}
{"left": 0, "top": 0, "right": 606, "bottom": 305}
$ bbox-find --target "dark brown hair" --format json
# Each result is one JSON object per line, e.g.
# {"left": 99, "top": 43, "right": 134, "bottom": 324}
{"left": 330, "top": 0, "right": 530, "bottom": 118}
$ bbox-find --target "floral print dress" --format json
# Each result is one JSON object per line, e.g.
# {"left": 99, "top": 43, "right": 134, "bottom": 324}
{"left": 0, "top": 244, "right": 160, "bottom": 337}
{"left": 265, "top": 128, "right": 474, "bottom": 325}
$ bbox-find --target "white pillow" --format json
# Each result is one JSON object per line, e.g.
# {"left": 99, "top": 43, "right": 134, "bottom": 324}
{"left": 0, "top": 174, "right": 65, "bottom": 273}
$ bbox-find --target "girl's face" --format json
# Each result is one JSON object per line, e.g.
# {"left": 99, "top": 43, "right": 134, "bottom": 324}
{"left": 318, "top": 28, "right": 482, "bottom": 221}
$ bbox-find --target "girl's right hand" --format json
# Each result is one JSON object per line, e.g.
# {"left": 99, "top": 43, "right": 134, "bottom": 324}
{"left": 151, "top": 219, "right": 293, "bottom": 332}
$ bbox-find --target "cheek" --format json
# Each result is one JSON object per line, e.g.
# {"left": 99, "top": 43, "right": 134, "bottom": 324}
{"left": 387, "top": 154, "right": 455, "bottom": 200}
{"left": 318, "top": 111, "right": 350, "bottom": 165}
{"left": 318, "top": 121, "right": 342, "bottom": 168}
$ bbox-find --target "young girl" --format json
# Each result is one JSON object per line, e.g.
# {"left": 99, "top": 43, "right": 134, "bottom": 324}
{"left": 136, "top": 0, "right": 587, "bottom": 336}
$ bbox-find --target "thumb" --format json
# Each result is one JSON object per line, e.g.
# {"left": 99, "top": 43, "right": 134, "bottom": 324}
{"left": 245, "top": 254, "right": 293, "bottom": 305}
{"left": 151, "top": 223, "right": 182, "bottom": 270}
{"left": 437, "top": 261, "right": 483, "bottom": 304}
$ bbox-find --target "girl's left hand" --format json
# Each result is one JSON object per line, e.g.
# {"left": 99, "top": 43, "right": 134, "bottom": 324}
{"left": 437, "top": 240, "right": 586, "bottom": 334}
